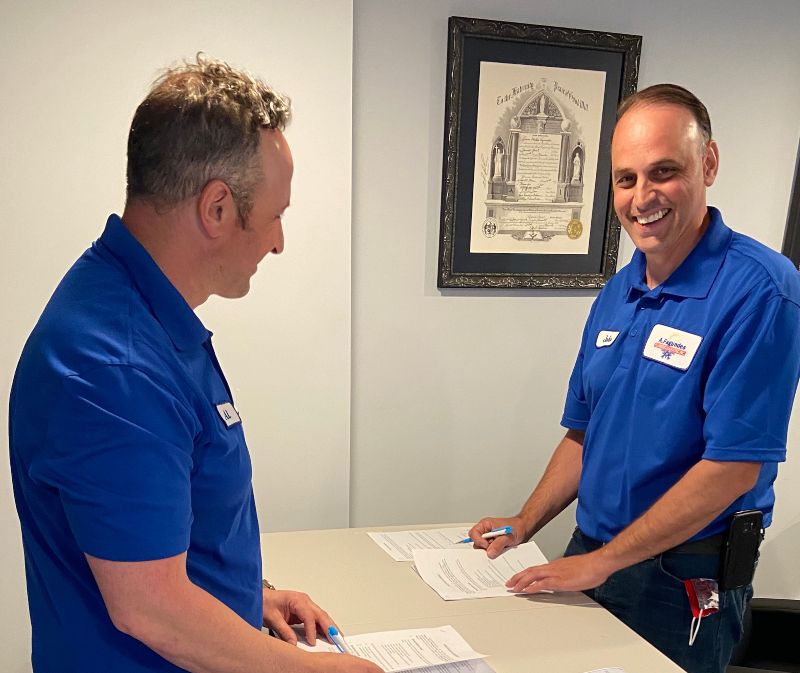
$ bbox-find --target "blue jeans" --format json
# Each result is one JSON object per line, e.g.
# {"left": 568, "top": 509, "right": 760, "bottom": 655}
{"left": 564, "top": 528, "right": 752, "bottom": 673}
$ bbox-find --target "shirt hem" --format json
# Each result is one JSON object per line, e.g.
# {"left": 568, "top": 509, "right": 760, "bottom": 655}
{"left": 560, "top": 416, "right": 588, "bottom": 431}
{"left": 702, "top": 447, "right": 786, "bottom": 463}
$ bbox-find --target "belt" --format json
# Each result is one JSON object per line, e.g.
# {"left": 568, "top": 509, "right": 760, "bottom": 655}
{"left": 668, "top": 532, "right": 726, "bottom": 555}
{"left": 578, "top": 529, "right": 726, "bottom": 556}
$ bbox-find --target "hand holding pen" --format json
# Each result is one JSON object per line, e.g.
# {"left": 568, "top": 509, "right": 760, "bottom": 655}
{"left": 467, "top": 516, "right": 527, "bottom": 559}
{"left": 328, "top": 625, "right": 351, "bottom": 653}
{"left": 457, "top": 526, "right": 513, "bottom": 544}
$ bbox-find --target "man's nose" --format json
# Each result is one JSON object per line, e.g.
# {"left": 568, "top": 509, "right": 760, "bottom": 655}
{"left": 272, "top": 222, "right": 285, "bottom": 255}
{"left": 633, "top": 179, "right": 657, "bottom": 213}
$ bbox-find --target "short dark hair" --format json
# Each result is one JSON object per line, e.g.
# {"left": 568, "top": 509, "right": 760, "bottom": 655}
{"left": 126, "top": 54, "right": 291, "bottom": 219}
{"left": 617, "top": 83, "right": 712, "bottom": 143}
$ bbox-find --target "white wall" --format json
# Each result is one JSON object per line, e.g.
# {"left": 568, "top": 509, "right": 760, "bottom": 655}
{"left": 0, "top": 1, "right": 352, "bottom": 670}
{"left": 349, "top": 0, "right": 800, "bottom": 595}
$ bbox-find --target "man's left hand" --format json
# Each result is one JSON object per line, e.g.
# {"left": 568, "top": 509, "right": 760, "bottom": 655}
{"left": 505, "top": 551, "right": 615, "bottom": 594}
{"left": 263, "top": 589, "right": 336, "bottom": 646}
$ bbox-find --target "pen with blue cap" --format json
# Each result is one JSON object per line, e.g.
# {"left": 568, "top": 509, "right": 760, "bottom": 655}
{"left": 457, "top": 525, "right": 513, "bottom": 544}
{"left": 327, "top": 625, "right": 351, "bottom": 653}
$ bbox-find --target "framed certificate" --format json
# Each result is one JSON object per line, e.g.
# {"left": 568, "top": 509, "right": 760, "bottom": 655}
{"left": 438, "top": 16, "right": 641, "bottom": 289}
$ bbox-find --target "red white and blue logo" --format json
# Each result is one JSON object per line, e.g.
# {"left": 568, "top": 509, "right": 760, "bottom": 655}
{"left": 654, "top": 336, "right": 687, "bottom": 360}
{"left": 643, "top": 324, "right": 702, "bottom": 371}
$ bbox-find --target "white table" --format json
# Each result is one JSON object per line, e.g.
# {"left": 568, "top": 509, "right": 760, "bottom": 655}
{"left": 262, "top": 524, "right": 686, "bottom": 673}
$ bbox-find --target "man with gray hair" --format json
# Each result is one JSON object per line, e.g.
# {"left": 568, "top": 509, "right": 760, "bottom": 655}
{"left": 471, "top": 84, "right": 800, "bottom": 673}
{"left": 9, "top": 56, "right": 381, "bottom": 673}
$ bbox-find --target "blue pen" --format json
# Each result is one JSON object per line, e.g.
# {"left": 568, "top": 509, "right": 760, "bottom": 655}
{"left": 457, "top": 526, "right": 513, "bottom": 544}
{"left": 328, "top": 625, "right": 351, "bottom": 653}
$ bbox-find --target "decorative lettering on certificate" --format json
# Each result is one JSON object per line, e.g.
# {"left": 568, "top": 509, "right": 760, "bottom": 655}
{"left": 470, "top": 62, "right": 606, "bottom": 255}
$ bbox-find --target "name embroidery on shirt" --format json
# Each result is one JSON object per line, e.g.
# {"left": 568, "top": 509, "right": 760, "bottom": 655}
{"left": 642, "top": 324, "right": 703, "bottom": 371}
{"left": 596, "top": 330, "right": 620, "bottom": 348}
{"left": 215, "top": 402, "right": 242, "bottom": 428}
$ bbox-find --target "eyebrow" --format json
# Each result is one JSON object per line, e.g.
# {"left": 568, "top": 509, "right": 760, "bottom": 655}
{"left": 612, "top": 159, "right": 681, "bottom": 178}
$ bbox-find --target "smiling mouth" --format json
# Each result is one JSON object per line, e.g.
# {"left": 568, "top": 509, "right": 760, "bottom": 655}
{"left": 633, "top": 208, "right": 670, "bottom": 225}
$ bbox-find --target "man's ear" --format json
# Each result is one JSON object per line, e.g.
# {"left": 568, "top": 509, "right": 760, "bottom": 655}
{"left": 197, "top": 179, "right": 236, "bottom": 239}
{"left": 703, "top": 140, "right": 720, "bottom": 187}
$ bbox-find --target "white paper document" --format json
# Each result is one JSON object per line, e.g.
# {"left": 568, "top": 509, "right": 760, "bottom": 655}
{"left": 367, "top": 528, "right": 469, "bottom": 561}
{"left": 584, "top": 668, "right": 626, "bottom": 673}
{"left": 298, "top": 625, "right": 487, "bottom": 673}
{"left": 416, "top": 661, "right": 496, "bottom": 673}
{"left": 412, "top": 542, "right": 550, "bottom": 600}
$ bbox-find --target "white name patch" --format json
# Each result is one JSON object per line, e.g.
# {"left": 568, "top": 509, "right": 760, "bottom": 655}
{"left": 216, "top": 402, "right": 241, "bottom": 427}
{"left": 643, "top": 324, "right": 703, "bottom": 370}
{"left": 596, "top": 330, "right": 620, "bottom": 348}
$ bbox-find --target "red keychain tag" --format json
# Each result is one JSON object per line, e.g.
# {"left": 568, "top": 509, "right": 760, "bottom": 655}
{"left": 684, "top": 578, "right": 720, "bottom": 645}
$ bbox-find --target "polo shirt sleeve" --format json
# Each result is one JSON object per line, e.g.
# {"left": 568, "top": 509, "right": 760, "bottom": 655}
{"left": 561, "top": 305, "right": 596, "bottom": 431}
{"left": 32, "top": 364, "right": 197, "bottom": 561}
{"left": 703, "top": 294, "right": 800, "bottom": 462}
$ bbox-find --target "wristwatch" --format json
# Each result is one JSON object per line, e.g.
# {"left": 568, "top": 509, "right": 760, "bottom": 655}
{"left": 262, "top": 578, "right": 276, "bottom": 591}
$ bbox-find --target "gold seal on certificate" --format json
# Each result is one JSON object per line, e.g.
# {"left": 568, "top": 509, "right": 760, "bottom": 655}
{"left": 567, "top": 218, "right": 583, "bottom": 240}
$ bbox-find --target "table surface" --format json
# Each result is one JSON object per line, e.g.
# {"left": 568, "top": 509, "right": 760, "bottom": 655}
{"left": 262, "top": 523, "right": 686, "bottom": 673}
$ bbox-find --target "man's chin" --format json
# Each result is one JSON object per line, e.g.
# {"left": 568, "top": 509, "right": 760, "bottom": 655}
{"left": 215, "top": 283, "right": 251, "bottom": 300}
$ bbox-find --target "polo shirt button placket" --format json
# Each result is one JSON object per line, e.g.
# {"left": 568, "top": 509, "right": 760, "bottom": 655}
{"left": 630, "top": 298, "right": 651, "bottom": 337}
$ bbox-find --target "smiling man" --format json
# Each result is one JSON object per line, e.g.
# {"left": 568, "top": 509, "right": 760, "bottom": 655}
{"left": 9, "top": 56, "right": 380, "bottom": 673}
{"left": 612, "top": 98, "right": 719, "bottom": 286}
{"left": 470, "top": 84, "right": 800, "bottom": 673}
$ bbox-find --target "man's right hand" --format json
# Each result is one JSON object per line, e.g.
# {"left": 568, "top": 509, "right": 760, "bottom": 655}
{"left": 468, "top": 516, "right": 529, "bottom": 559}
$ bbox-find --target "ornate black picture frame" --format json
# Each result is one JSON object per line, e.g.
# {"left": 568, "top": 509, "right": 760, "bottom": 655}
{"left": 781, "top": 141, "right": 800, "bottom": 270}
{"left": 438, "top": 17, "right": 641, "bottom": 289}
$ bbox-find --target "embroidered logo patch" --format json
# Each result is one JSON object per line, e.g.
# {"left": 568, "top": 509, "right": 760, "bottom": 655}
{"left": 215, "top": 402, "right": 241, "bottom": 428}
{"left": 596, "top": 330, "right": 620, "bottom": 348}
{"left": 643, "top": 324, "right": 702, "bottom": 370}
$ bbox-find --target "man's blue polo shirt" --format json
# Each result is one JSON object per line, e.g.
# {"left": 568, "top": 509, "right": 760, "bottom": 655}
{"left": 9, "top": 215, "right": 262, "bottom": 672}
{"left": 562, "top": 207, "right": 800, "bottom": 543}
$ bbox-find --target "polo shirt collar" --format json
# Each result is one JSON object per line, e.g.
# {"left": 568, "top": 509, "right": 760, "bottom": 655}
{"left": 96, "top": 214, "right": 209, "bottom": 351}
{"left": 626, "top": 207, "right": 732, "bottom": 301}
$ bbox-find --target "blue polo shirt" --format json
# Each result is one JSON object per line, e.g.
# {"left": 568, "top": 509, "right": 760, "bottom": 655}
{"left": 9, "top": 215, "right": 262, "bottom": 672}
{"left": 562, "top": 207, "right": 800, "bottom": 543}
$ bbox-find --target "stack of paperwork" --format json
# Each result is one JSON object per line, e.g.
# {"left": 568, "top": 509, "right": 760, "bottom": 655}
{"left": 367, "top": 528, "right": 469, "bottom": 562}
{"left": 411, "top": 543, "right": 549, "bottom": 600}
{"left": 368, "top": 526, "right": 550, "bottom": 600}
{"left": 308, "top": 528, "right": 552, "bottom": 673}
{"left": 299, "top": 625, "right": 494, "bottom": 673}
